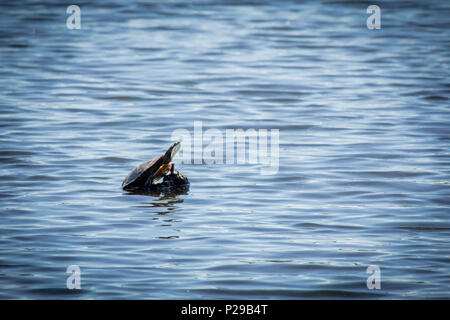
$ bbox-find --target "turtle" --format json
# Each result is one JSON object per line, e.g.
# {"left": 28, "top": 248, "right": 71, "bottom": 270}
{"left": 148, "top": 170, "right": 189, "bottom": 195}
{"left": 122, "top": 142, "right": 189, "bottom": 192}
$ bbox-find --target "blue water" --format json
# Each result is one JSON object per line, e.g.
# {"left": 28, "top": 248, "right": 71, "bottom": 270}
{"left": 0, "top": 0, "right": 449, "bottom": 299}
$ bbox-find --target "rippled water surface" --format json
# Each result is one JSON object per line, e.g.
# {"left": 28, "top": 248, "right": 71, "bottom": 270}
{"left": 1, "top": 0, "right": 449, "bottom": 299}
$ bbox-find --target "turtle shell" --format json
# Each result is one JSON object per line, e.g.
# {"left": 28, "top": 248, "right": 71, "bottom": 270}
{"left": 122, "top": 154, "right": 166, "bottom": 191}
{"left": 122, "top": 142, "right": 181, "bottom": 191}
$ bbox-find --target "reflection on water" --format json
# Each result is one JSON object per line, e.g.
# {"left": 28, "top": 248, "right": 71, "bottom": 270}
{"left": 0, "top": 0, "right": 449, "bottom": 299}
{"left": 140, "top": 196, "right": 187, "bottom": 216}
{"left": 127, "top": 187, "right": 189, "bottom": 199}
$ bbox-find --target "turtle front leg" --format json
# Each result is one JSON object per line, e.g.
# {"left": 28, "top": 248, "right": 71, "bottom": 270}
{"left": 170, "top": 162, "right": 175, "bottom": 174}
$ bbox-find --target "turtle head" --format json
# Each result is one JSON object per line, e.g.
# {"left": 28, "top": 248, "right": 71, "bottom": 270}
{"left": 163, "top": 142, "right": 181, "bottom": 162}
